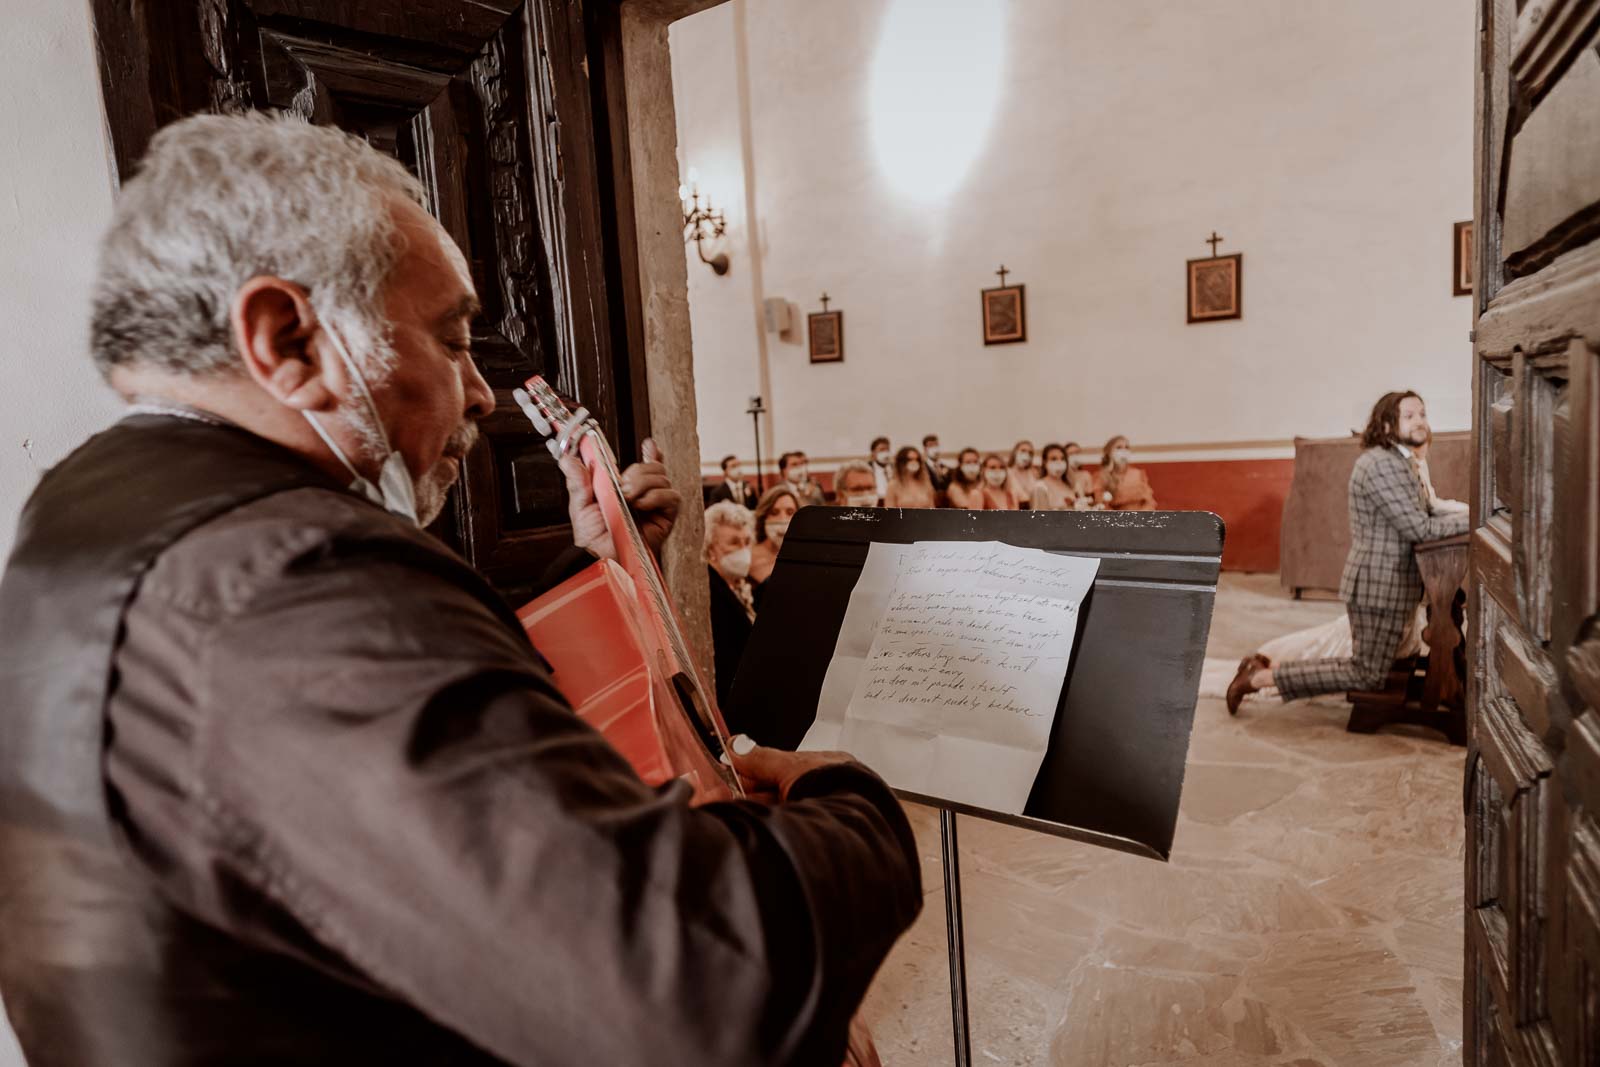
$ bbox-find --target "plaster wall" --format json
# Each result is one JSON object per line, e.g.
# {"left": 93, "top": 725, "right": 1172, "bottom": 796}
{"left": 0, "top": 0, "right": 120, "bottom": 567}
{"left": 670, "top": 0, "right": 1475, "bottom": 469}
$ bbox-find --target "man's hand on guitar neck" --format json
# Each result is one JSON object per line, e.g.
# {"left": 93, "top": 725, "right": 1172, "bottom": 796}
{"left": 560, "top": 438, "right": 681, "bottom": 562}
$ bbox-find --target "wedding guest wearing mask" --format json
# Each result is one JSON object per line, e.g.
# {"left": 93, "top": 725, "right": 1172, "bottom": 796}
{"left": 945, "top": 447, "right": 986, "bottom": 509}
{"left": 832, "top": 460, "right": 879, "bottom": 507}
{"left": 1007, "top": 440, "right": 1038, "bottom": 503}
{"left": 1092, "top": 435, "right": 1158, "bottom": 511}
{"left": 750, "top": 484, "right": 800, "bottom": 587}
{"left": 707, "top": 453, "right": 757, "bottom": 510}
{"left": 980, "top": 453, "right": 1023, "bottom": 510}
{"left": 1063, "top": 441, "right": 1095, "bottom": 500}
{"left": 921, "top": 434, "right": 950, "bottom": 494}
{"left": 1030, "top": 443, "right": 1082, "bottom": 511}
{"left": 703, "top": 501, "right": 758, "bottom": 707}
{"left": 885, "top": 445, "right": 937, "bottom": 509}
{"left": 779, "top": 450, "right": 826, "bottom": 507}
{"left": 868, "top": 436, "right": 893, "bottom": 504}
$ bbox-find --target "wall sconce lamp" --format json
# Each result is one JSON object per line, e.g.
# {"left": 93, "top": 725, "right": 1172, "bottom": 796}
{"left": 680, "top": 169, "right": 730, "bottom": 276}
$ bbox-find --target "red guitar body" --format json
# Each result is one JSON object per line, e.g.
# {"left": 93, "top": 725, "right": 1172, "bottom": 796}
{"left": 514, "top": 380, "right": 738, "bottom": 803}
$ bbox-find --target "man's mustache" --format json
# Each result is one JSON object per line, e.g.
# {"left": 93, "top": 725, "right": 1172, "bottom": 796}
{"left": 443, "top": 422, "right": 480, "bottom": 460}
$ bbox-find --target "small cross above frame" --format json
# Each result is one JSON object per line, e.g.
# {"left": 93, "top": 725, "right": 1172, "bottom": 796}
{"left": 994, "top": 265, "right": 1010, "bottom": 287}
{"left": 819, "top": 292, "right": 831, "bottom": 312}
{"left": 1205, "top": 232, "right": 1224, "bottom": 257}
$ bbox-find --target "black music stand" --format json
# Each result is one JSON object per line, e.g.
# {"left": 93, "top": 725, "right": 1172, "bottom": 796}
{"left": 726, "top": 508, "right": 1224, "bottom": 1066}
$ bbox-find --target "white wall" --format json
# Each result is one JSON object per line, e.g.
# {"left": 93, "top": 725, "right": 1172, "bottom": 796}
{"left": 0, "top": 0, "right": 121, "bottom": 565}
{"left": 671, "top": 0, "right": 1475, "bottom": 468}
{"left": 0, "top": 1, "right": 117, "bottom": 1059}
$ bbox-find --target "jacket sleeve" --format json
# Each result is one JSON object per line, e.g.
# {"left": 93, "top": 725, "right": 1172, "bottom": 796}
{"left": 1368, "top": 452, "right": 1471, "bottom": 544}
{"left": 180, "top": 538, "right": 922, "bottom": 1067}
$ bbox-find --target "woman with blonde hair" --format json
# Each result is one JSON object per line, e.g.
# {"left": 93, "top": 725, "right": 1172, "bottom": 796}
{"left": 749, "top": 484, "right": 800, "bottom": 588}
{"left": 1006, "top": 439, "right": 1038, "bottom": 503}
{"left": 702, "top": 501, "right": 757, "bottom": 705}
{"left": 885, "top": 445, "right": 937, "bottom": 508}
{"left": 1029, "top": 443, "right": 1083, "bottom": 511}
{"left": 1091, "top": 435, "right": 1157, "bottom": 510}
{"left": 944, "top": 447, "right": 986, "bottom": 509}
{"left": 979, "top": 452, "right": 1022, "bottom": 510}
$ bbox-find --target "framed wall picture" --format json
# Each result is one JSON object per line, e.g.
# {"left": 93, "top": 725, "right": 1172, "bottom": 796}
{"left": 1453, "top": 220, "right": 1473, "bottom": 296}
{"left": 1186, "top": 253, "right": 1242, "bottom": 323}
{"left": 981, "top": 284, "right": 1026, "bottom": 345}
{"left": 808, "top": 310, "right": 843, "bottom": 363}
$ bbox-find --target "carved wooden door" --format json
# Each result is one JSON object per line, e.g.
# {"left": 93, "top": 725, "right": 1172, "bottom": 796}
{"left": 1467, "top": 2, "right": 1600, "bottom": 1061}
{"left": 90, "top": 0, "right": 648, "bottom": 602}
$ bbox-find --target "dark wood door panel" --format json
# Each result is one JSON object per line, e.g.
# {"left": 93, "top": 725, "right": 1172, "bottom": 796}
{"left": 1473, "top": 3, "right": 1600, "bottom": 1062}
{"left": 89, "top": 0, "right": 647, "bottom": 594}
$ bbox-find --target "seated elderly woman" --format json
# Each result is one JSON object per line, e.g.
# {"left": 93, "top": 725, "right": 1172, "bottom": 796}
{"left": 703, "top": 500, "right": 758, "bottom": 706}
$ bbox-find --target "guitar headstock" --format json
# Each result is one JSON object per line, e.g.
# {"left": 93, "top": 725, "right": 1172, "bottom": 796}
{"left": 513, "top": 376, "right": 592, "bottom": 460}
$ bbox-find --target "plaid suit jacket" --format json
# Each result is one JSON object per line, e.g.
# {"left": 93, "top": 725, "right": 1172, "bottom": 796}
{"left": 1339, "top": 446, "right": 1471, "bottom": 612}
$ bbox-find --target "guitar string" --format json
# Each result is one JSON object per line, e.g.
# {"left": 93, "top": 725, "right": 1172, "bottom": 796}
{"left": 529, "top": 382, "right": 732, "bottom": 763}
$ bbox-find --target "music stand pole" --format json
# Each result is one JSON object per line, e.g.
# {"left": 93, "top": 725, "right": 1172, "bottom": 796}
{"left": 746, "top": 396, "right": 766, "bottom": 493}
{"left": 940, "top": 809, "right": 973, "bottom": 1067}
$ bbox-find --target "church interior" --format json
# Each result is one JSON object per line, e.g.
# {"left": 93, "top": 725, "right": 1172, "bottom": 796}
{"left": 1, "top": 0, "right": 1597, "bottom": 1065}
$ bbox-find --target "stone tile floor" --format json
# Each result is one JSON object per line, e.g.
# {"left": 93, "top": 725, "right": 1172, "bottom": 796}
{"left": 861, "top": 572, "right": 1466, "bottom": 1067}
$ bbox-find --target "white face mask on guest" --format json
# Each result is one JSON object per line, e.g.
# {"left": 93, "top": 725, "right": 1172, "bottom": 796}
{"left": 1046, "top": 460, "right": 1067, "bottom": 477}
{"left": 786, "top": 466, "right": 807, "bottom": 485}
{"left": 984, "top": 469, "right": 1008, "bottom": 487}
{"left": 961, "top": 463, "right": 980, "bottom": 480}
{"left": 874, "top": 449, "right": 891, "bottom": 466}
{"left": 905, "top": 460, "right": 921, "bottom": 475}
{"left": 766, "top": 520, "right": 790, "bottom": 545}
{"left": 1112, "top": 448, "right": 1132, "bottom": 466}
{"left": 1015, "top": 451, "right": 1033, "bottom": 468}
{"left": 1067, "top": 454, "right": 1083, "bottom": 469}
{"left": 716, "top": 547, "right": 752, "bottom": 580}
{"left": 844, "top": 492, "right": 877, "bottom": 507}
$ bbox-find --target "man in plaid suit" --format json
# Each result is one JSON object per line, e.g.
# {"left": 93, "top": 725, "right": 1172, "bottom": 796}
{"left": 1228, "top": 391, "right": 1471, "bottom": 711}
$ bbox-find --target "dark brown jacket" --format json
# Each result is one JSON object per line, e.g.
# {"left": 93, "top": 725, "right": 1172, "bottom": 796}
{"left": 0, "top": 415, "right": 921, "bottom": 1066}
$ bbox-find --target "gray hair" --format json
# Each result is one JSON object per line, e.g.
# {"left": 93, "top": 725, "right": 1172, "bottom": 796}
{"left": 703, "top": 500, "right": 755, "bottom": 554}
{"left": 833, "top": 459, "right": 874, "bottom": 491}
{"left": 89, "top": 111, "right": 426, "bottom": 379}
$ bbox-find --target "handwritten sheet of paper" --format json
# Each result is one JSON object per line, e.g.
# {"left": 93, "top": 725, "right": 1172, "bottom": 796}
{"left": 801, "top": 541, "right": 1100, "bottom": 814}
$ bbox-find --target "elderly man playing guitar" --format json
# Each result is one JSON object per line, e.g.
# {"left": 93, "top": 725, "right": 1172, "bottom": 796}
{"left": 0, "top": 113, "right": 918, "bottom": 1067}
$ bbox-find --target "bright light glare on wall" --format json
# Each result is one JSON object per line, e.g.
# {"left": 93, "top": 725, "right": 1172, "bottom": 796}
{"left": 867, "top": 0, "right": 1007, "bottom": 203}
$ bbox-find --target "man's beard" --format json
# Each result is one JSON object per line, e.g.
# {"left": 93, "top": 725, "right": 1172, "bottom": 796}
{"left": 416, "top": 421, "right": 480, "bottom": 527}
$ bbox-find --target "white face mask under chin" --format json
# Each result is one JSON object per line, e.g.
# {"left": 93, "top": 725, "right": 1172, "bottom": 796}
{"left": 302, "top": 326, "right": 420, "bottom": 525}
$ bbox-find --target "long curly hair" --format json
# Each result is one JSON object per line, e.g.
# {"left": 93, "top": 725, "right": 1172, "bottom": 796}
{"left": 1361, "top": 390, "right": 1422, "bottom": 449}
{"left": 1099, "top": 435, "right": 1130, "bottom": 497}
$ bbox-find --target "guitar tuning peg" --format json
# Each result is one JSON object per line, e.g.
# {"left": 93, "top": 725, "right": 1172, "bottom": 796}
{"left": 513, "top": 388, "right": 553, "bottom": 435}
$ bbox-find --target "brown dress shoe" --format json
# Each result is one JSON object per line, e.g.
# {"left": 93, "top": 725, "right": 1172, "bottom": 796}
{"left": 1226, "top": 655, "right": 1266, "bottom": 715}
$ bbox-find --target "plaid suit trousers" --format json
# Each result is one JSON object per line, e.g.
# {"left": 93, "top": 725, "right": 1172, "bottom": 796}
{"left": 1273, "top": 603, "right": 1415, "bottom": 700}
{"left": 1273, "top": 446, "right": 1469, "bottom": 702}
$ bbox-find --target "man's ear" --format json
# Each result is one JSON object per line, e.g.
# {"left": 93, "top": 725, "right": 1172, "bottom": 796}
{"left": 231, "top": 277, "right": 334, "bottom": 411}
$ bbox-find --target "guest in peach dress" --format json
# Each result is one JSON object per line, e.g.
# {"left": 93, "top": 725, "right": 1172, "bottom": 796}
{"left": 1029, "top": 444, "right": 1083, "bottom": 511}
{"left": 885, "top": 445, "right": 938, "bottom": 508}
{"left": 980, "top": 453, "right": 1023, "bottom": 510}
{"left": 1091, "top": 435, "right": 1157, "bottom": 511}
{"left": 944, "top": 447, "right": 987, "bottom": 509}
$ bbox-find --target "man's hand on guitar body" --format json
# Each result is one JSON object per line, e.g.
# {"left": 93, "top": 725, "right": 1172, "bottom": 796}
{"left": 725, "top": 735, "right": 861, "bottom": 804}
{"left": 561, "top": 438, "right": 681, "bottom": 561}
